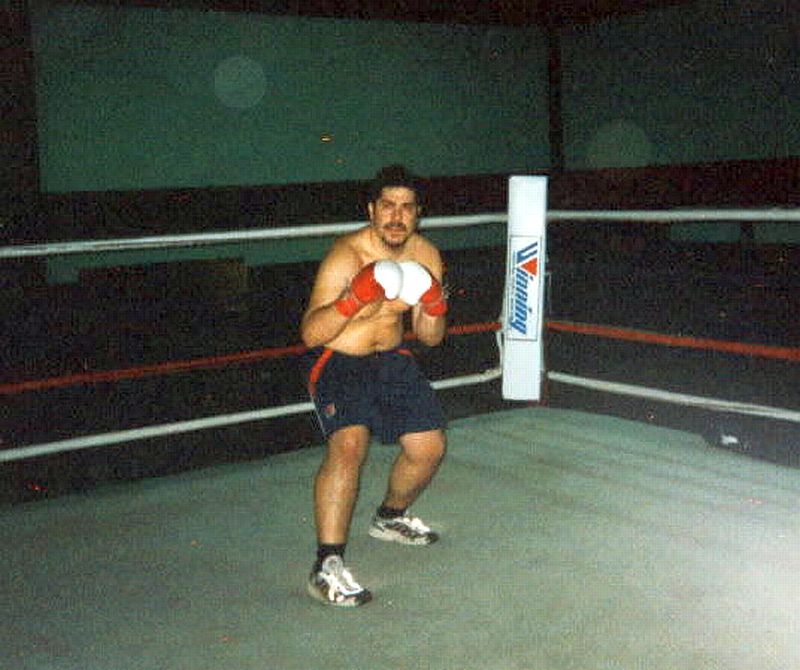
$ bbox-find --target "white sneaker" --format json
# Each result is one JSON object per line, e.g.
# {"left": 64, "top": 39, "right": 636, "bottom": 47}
{"left": 368, "top": 514, "right": 439, "bottom": 545}
{"left": 307, "top": 555, "right": 372, "bottom": 607}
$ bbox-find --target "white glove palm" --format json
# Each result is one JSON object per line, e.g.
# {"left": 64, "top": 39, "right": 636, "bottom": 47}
{"left": 372, "top": 260, "right": 403, "bottom": 300}
{"left": 397, "top": 261, "right": 434, "bottom": 305}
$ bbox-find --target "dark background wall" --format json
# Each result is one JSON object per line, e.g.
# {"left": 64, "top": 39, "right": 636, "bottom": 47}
{"left": 29, "top": 3, "right": 548, "bottom": 193}
{"left": 23, "top": 0, "right": 800, "bottom": 195}
{"left": 2, "top": 0, "right": 794, "bottom": 247}
{"left": 562, "top": 0, "right": 798, "bottom": 169}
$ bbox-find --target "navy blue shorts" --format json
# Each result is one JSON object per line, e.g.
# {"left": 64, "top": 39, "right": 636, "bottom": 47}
{"left": 306, "top": 347, "right": 446, "bottom": 444}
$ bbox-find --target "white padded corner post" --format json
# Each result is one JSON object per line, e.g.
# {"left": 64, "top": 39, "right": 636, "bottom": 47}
{"left": 502, "top": 176, "right": 547, "bottom": 401}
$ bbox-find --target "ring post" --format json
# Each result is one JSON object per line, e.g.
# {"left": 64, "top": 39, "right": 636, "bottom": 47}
{"left": 502, "top": 176, "right": 548, "bottom": 401}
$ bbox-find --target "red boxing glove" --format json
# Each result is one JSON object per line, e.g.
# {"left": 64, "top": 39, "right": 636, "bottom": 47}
{"left": 398, "top": 261, "right": 448, "bottom": 316}
{"left": 334, "top": 260, "right": 403, "bottom": 318}
{"left": 420, "top": 280, "right": 447, "bottom": 316}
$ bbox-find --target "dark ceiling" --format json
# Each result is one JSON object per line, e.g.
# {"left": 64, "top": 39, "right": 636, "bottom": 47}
{"left": 74, "top": 0, "right": 696, "bottom": 26}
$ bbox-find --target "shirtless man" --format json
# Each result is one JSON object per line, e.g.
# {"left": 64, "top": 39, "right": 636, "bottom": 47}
{"left": 300, "top": 165, "right": 448, "bottom": 607}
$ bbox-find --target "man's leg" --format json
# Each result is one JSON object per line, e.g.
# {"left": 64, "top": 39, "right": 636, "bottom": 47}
{"left": 314, "top": 424, "right": 371, "bottom": 545}
{"left": 368, "top": 429, "right": 445, "bottom": 546}
{"left": 382, "top": 428, "right": 446, "bottom": 511}
{"left": 308, "top": 424, "right": 373, "bottom": 607}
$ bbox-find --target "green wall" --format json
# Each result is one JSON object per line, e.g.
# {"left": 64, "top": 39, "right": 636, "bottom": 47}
{"left": 30, "top": 3, "right": 548, "bottom": 193}
{"left": 26, "top": 0, "right": 798, "bottom": 262}
{"left": 562, "top": 0, "right": 797, "bottom": 169}
{"left": 29, "top": 1, "right": 798, "bottom": 190}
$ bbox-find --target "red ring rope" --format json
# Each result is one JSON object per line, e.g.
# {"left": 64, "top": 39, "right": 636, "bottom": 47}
{"left": 1, "top": 319, "right": 796, "bottom": 396}
{"left": 547, "top": 320, "right": 800, "bottom": 362}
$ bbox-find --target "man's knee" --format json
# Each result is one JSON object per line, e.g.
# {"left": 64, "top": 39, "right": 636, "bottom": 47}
{"left": 401, "top": 430, "right": 446, "bottom": 465}
{"left": 326, "top": 425, "right": 370, "bottom": 468}
{"left": 429, "top": 433, "right": 447, "bottom": 464}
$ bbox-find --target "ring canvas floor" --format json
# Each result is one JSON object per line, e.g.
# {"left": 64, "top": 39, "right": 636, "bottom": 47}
{"left": 3, "top": 407, "right": 799, "bottom": 670}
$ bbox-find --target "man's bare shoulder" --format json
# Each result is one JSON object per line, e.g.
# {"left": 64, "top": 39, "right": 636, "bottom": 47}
{"left": 410, "top": 233, "right": 441, "bottom": 255}
{"left": 325, "top": 230, "right": 366, "bottom": 264}
{"left": 334, "top": 227, "right": 373, "bottom": 252}
{"left": 408, "top": 233, "right": 443, "bottom": 267}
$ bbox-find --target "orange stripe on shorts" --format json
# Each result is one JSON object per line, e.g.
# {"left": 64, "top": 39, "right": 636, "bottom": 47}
{"left": 308, "top": 348, "right": 334, "bottom": 397}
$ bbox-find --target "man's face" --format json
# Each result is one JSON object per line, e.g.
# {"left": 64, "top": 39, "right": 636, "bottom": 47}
{"left": 368, "top": 186, "right": 420, "bottom": 250}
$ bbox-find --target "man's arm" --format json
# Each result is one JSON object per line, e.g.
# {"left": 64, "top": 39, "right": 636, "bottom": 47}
{"left": 300, "top": 244, "right": 403, "bottom": 348}
{"left": 300, "top": 243, "right": 359, "bottom": 348}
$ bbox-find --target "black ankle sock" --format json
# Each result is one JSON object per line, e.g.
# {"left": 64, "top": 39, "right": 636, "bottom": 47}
{"left": 315, "top": 543, "right": 346, "bottom": 571}
{"left": 376, "top": 504, "right": 406, "bottom": 519}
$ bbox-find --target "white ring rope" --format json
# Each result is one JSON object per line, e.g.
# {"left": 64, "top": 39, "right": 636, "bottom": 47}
{"left": 2, "top": 208, "right": 799, "bottom": 259}
{"left": 0, "top": 214, "right": 505, "bottom": 259}
{"left": 545, "top": 208, "right": 800, "bottom": 222}
{"left": 2, "top": 208, "right": 798, "bottom": 463}
{"left": 0, "top": 369, "right": 503, "bottom": 463}
{"left": 3, "top": 365, "right": 797, "bottom": 463}
{"left": 547, "top": 372, "right": 800, "bottom": 423}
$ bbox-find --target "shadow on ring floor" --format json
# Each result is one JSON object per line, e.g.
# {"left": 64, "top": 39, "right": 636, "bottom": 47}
{"left": 3, "top": 405, "right": 800, "bottom": 670}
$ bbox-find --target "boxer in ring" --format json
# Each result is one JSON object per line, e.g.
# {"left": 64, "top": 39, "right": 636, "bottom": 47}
{"left": 301, "top": 165, "right": 448, "bottom": 607}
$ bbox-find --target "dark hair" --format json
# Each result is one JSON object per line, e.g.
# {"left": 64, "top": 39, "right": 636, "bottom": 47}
{"left": 368, "top": 164, "right": 422, "bottom": 203}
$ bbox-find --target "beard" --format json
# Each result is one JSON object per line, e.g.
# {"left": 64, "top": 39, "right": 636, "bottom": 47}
{"left": 382, "top": 237, "right": 407, "bottom": 250}
{"left": 379, "top": 224, "right": 410, "bottom": 250}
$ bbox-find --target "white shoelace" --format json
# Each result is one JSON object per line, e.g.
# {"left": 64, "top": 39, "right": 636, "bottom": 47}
{"left": 403, "top": 516, "right": 431, "bottom": 533}
{"left": 336, "top": 567, "right": 363, "bottom": 595}
{"left": 321, "top": 558, "right": 363, "bottom": 601}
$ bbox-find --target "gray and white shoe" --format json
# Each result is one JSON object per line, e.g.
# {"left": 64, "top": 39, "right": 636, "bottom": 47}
{"left": 307, "top": 555, "right": 372, "bottom": 607}
{"left": 368, "top": 514, "right": 439, "bottom": 545}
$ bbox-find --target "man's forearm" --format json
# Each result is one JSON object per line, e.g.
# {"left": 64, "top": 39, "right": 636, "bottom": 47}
{"left": 413, "top": 310, "right": 446, "bottom": 347}
{"left": 301, "top": 303, "right": 351, "bottom": 348}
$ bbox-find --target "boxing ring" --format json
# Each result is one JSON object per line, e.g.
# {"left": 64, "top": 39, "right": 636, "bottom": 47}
{"left": 2, "top": 205, "right": 799, "bottom": 463}
{"left": 2, "top": 198, "right": 800, "bottom": 669}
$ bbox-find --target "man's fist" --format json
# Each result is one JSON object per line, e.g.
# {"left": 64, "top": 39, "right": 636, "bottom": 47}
{"left": 334, "top": 260, "right": 403, "bottom": 317}
{"left": 398, "top": 261, "right": 447, "bottom": 316}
